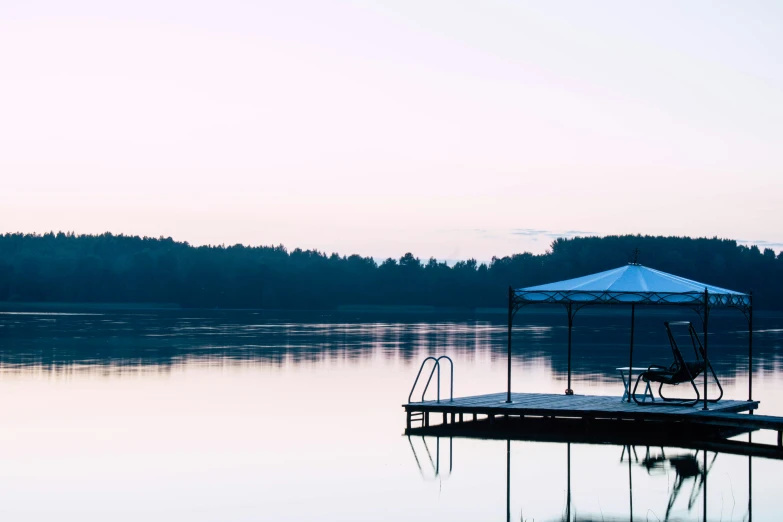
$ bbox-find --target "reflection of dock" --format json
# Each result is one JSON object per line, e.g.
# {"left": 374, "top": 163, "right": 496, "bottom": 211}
{"left": 405, "top": 406, "right": 783, "bottom": 461}
{"left": 403, "top": 392, "right": 783, "bottom": 460}
{"left": 406, "top": 427, "right": 755, "bottom": 521}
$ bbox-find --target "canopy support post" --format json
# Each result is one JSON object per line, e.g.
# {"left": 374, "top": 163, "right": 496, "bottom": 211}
{"left": 703, "top": 289, "right": 710, "bottom": 411}
{"left": 628, "top": 304, "right": 635, "bottom": 403}
{"left": 749, "top": 291, "right": 753, "bottom": 403}
{"left": 506, "top": 286, "right": 513, "bottom": 403}
{"left": 566, "top": 303, "right": 573, "bottom": 395}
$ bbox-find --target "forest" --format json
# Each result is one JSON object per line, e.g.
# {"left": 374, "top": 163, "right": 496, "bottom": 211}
{"left": 0, "top": 232, "right": 781, "bottom": 310}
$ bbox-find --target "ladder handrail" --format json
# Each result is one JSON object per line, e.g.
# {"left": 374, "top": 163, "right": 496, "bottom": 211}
{"left": 437, "top": 355, "right": 454, "bottom": 402}
{"left": 421, "top": 359, "right": 440, "bottom": 402}
{"left": 409, "top": 357, "right": 438, "bottom": 403}
{"left": 408, "top": 355, "right": 454, "bottom": 403}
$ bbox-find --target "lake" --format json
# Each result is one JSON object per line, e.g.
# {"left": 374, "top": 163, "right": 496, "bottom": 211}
{"left": 1, "top": 307, "right": 782, "bottom": 521}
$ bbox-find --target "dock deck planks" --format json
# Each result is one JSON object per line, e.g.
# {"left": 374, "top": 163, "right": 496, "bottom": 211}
{"left": 404, "top": 392, "right": 759, "bottom": 423}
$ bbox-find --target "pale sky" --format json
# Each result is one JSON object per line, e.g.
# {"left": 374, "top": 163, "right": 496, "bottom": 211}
{"left": 2, "top": 1, "right": 782, "bottom": 260}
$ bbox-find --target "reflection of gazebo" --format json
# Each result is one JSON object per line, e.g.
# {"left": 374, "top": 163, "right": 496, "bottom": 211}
{"left": 507, "top": 263, "right": 753, "bottom": 409}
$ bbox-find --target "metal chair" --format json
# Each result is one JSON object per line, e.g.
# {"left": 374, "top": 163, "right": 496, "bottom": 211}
{"left": 632, "top": 321, "right": 723, "bottom": 406}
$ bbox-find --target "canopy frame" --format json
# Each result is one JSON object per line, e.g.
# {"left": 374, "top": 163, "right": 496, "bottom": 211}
{"left": 506, "top": 266, "right": 753, "bottom": 411}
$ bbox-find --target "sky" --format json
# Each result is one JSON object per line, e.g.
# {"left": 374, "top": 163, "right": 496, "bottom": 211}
{"left": 2, "top": 1, "right": 782, "bottom": 260}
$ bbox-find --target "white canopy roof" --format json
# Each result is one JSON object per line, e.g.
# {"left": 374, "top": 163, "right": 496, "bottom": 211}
{"left": 514, "top": 264, "right": 749, "bottom": 308}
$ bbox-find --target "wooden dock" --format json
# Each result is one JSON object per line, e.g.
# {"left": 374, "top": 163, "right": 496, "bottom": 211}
{"left": 404, "top": 392, "right": 758, "bottom": 427}
{"left": 404, "top": 392, "right": 783, "bottom": 458}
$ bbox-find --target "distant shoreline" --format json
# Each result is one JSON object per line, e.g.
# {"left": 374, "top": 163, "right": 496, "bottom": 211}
{"left": 0, "top": 301, "right": 504, "bottom": 314}
{"left": 0, "top": 301, "right": 182, "bottom": 312}
{"left": 2, "top": 233, "right": 779, "bottom": 310}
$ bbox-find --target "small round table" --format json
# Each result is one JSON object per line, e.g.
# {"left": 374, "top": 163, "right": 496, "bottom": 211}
{"left": 616, "top": 367, "right": 655, "bottom": 403}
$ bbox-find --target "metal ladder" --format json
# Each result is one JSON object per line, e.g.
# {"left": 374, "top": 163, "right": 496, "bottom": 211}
{"left": 407, "top": 356, "right": 454, "bottom": 426}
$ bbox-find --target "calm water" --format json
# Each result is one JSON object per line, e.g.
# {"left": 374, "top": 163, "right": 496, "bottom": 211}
{"left": 1, "top": 307, "right": 782, "bottom": 521}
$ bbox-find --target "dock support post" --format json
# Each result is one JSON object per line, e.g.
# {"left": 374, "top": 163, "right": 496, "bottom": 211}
{"left": 703, "top": 289, "right": 710, "bottom": 411}
{"left": 424, "top": 412, "right": 429, "bottom": 427}
{"left": 628, "top": 304, "right": 635, "bottom": 403}
{"left": 778, "top": 430, "right": 782, "bottom": 447}
{"left": 406, "top": 411, "right": 411, "bottom": 430}
{"left": 749, "top": 292, "right": 753, "bottom": 402}
{"left": 507, "top": 286, "right": 513, "bottom": 403}
{"left": 459, "top": 413, "right": 463, "bottom": 423}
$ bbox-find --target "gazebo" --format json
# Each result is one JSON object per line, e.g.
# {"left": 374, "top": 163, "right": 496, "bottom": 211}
{"left": 507, "top": 263, "right": 753, "bottom": 410}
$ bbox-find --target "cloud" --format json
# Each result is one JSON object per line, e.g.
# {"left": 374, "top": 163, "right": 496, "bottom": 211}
{"left": 510, "top": 228, "right": 596, "bottom": 239}
{"left": 737, "top": 239, "right": 783, "bottom": 250}
{"left": 510, "top": 228, "right": 550, "bottom": 236}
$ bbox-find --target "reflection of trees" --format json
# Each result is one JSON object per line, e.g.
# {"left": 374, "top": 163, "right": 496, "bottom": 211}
{"left": 1, "top": 311, "right": 780, "bottom": 380}
{"left": 0, "top": 314, "right": 497, "bottom": 370}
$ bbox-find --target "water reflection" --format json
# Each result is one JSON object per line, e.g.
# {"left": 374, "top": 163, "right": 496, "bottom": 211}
{"left": 407, "top": 432, "right": 753, "bottom": 521}
{"left": 408, "top": 435, "right": 453, "bottom": 480}
{"left": 0, "top": 308, "right": 781, "bottom": 520}
{"left": 2, "top": 309, "right": 782, "bottom": 382}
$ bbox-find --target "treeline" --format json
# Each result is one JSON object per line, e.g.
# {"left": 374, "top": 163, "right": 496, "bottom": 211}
{"left": 0, "top": 232, "right": 781, "bottom": 309}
